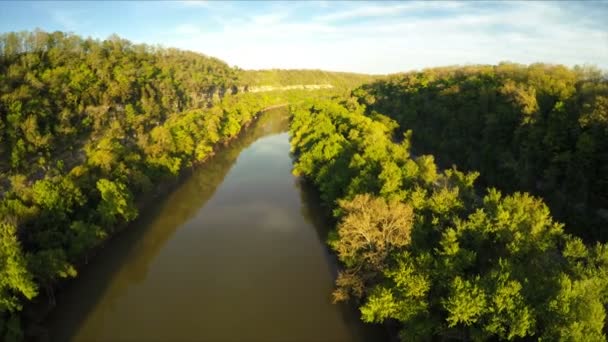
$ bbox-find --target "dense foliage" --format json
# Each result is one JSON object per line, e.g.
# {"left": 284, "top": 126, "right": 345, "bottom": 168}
{"left": 2, "top": 29, "right": 607, "bottom": 341}
{"left": 0, "top": 30, "right": 243, "bottom": 170}
{"left": 289, "top": 97, "right": 608, "bottom": 341}
{"left": 239, "top": 69, "right": 378, "bottom": 90}
{"left": 0, "top": 30, "right": 351, "bottom": 340}
{"left": 0, "top": 91, "right": 282, "bottom": 339}
{"left": 353, "top": 64, "right": 608, "bottom": 242}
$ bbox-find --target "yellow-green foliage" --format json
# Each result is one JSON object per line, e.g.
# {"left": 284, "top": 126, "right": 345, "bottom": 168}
{"left": 289, "top": 96, "right": 608, "bottom": 341}
{"left": 0, "top": 30, "right": 349, "bottom": 338}
{"left": 356, "top": 63, "right": 608, "bottom": 242}
{"left": 239, "top": 69, "right": 379, "bottom": 90}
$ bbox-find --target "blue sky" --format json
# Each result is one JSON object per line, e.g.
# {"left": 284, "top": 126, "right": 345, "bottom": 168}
{"left": 1, "top": 1, "right": 607, "bottom": 74}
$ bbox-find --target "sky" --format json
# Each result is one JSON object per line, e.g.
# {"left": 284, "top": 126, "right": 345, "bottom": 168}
{"left": 0, "top": 1, "right": 607, "bottom": 74}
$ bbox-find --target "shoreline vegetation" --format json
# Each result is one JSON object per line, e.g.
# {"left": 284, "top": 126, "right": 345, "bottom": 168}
{"left": 1, "top": 30, "right": 607, "bottom": 341}
{"left": 22, "top": 103, "right": 287, "bottom": 340}
{"left": 0, "top": 30, "right": 368, "bottom": 341}
{"left": 288, "top": 68, "right": 608, "bottom": 339}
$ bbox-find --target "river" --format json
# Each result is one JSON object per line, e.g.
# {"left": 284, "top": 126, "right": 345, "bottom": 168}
{"left": 44, "top": 107, "right": 385, "bottom": 341}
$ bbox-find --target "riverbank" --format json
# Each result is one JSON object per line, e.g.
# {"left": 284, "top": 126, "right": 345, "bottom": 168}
{"left": 22, "top": 103, "right": 288, "bottom": 341}
{"left": 294, "top": 177, "right": 397, "bottom": 342}
{"left": 37, "top": 104, "right": 383, "bottom": 342}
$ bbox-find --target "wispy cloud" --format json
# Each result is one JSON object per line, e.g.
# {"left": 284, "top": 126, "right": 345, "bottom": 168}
{"left": 315, "top": 1, "right": 465, "bottom": 22}
{"left": 50, "top": 9, "right": 79, "bottom": 30}
{"left": 164, "top": 1, "right": 607, "bottom": 73}
{"left": 2, "top": 1, "right": 605, "bottom": 73}
{"left": 252, "top": 13, "right": 289, "bottom": 26}
{"left": 175, "top": 24, "right": 203, "bottom": 35}
{"left": 176, "top": 0, "right": 209, "bottom": 8}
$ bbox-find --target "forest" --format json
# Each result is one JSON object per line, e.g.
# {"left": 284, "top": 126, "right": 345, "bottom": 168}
{"left": 0, "top": 30, "right": 362, "bottom": 340}
{"left": 0, "top": 29, "right": 607, "bottom": 341}
{"left": 353, "top": 64, "right": 608, "bottom": 243}
{"left": 238, "top": 69, "right": 378, "bottom": 91}
{"left": 289, "top": 94, "right": 608, "bottom": 340}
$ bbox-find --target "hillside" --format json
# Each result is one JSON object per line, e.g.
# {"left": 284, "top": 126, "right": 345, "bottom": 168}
{"left": 0, "top": 29, "right": 607, "bottom": 342}
{"left": 0, "top": 30, "right": 353, "bottom": 340}
{"left": 289, "top": 90, "right": 608, "bottom": 340}
{"left": 355, "top": 63, "right": 608, "bottom": 242}
{"left": 238, "top": 68, "right": 379, "bottom": 90}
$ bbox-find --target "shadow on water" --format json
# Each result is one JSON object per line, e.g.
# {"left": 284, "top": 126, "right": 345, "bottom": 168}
{"left": 44, "top": 105, "right": 387, "bottom": 342}
{"left": 295, "top": 178, "right": 336, "bottom": 272}
{"left": 295, "top": 179, "right": 389, "bottom": 342}
{"left": 44, "top": 107, "right": 290, "bottom": 341}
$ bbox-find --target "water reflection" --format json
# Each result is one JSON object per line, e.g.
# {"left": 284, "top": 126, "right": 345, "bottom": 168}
{"left": 45, "top": 107, "right": 384, "bottom": 342}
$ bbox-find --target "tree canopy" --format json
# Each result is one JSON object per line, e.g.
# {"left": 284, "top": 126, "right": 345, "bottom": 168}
{"left": 1, "top": 29, "right": 606, "bottom": 341}
{"left": 354, "top": 63, "right": 608, "bottom": 243}
{"left": 0, "top": 30, "right": 355, "bottom": 340}
{"left": 289, "top": 94, "right": 608, "bottom": 341}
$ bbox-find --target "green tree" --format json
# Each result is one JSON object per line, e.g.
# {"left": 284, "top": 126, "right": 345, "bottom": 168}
{"left": 96, "top": 178, "right": 138, "bottom": 226}
{"left": 0, "top": 222, "right": 37, "bottom": 313}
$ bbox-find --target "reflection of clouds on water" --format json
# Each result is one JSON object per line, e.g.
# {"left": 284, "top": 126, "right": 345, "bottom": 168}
{"left": 247, "top": 133, "right": 290, "bottom": 159}
{"left": 50, "top": 107, "right": 377, "bottom": 342}
{"left": 202, "top": 200, "right": 300, "bottom": 233}
{"left": 219, "top": 133, "right": 293, "bottom": 190}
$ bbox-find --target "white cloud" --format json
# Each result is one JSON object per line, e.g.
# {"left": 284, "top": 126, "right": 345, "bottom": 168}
{"left": 175, "top": 24, "right": 202, "bottom": 35}
{"left": 316, "top": 1, "right": 331, "bottom": 9}
{"left": 165, "top": 1, "right": 608, "bottom": 73}
{"left": 50, "top": 9, "right": 79, "bottom": 30}
{"left": 315, "top": 1, "right": 465, "bottom": 22}
{"left": 176, "top": 0, "right": 209, "bottom": 8}
{"left": 252, "top": 13, "right": 289, "bottom": 26}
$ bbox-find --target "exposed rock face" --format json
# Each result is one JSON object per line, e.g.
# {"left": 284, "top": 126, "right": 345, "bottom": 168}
{"left": 246, "top": 84, "right": 334, "bottom": 93}
{"left": 200, "top": 84, "right": 334, "bottom": 107}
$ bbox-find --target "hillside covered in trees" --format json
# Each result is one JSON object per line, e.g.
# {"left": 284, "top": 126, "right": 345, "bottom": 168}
{"left": 0, "top": 30, "right": 366, "bottom": 340}
{"left": 239, "top": 69, "right": 378, "bottom": 91}
{"left": 0, "top": 29, "right": 607, "bottom": 341}
{"left": 354, "top": 64, "right": 608, "bottom": 243}
{"left": 289, "top": 94, "right": 608, "bottom": 340}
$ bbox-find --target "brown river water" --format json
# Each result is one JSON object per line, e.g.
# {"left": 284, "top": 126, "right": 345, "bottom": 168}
{"left": 44, "top": 107, "right": 386, "bottom": 342}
